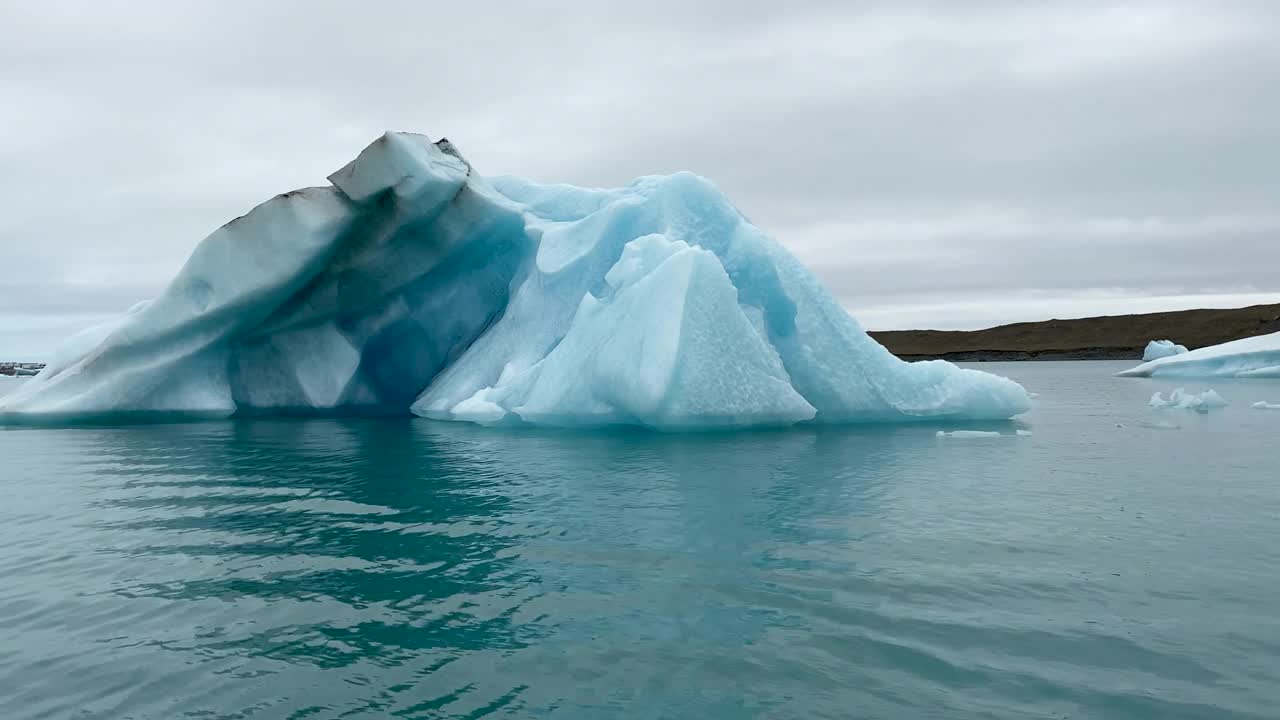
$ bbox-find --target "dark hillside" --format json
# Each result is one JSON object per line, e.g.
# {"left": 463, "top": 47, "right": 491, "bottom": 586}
{"left": 870, "top": 304, "right": 1280, "bottom": 361}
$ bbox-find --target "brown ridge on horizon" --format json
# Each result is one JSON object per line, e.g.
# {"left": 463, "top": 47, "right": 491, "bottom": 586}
{"left": 870, "top": 303, "right": 1280, "bottom": 361}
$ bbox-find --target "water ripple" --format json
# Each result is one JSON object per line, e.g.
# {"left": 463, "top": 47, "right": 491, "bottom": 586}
{"left": 2, "top": 364, "right": 1279, "bottom": 718}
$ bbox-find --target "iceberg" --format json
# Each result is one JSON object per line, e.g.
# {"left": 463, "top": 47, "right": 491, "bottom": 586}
{"left": 1142, "top": 339, "right": 1188, "bottom": 361}
{"left": 1148, "top": 388, "right": 1228, "bottom": 412}
{"left": 1119, "top": 332, "right": 1280, "bottom": 379}
{"left": 0, "top": 132, "right": 1031, "bottom": 429}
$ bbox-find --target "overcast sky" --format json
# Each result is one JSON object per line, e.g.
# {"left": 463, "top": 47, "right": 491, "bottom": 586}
{"left": 3, "top": 1, "right": 1279, "bottom": 357}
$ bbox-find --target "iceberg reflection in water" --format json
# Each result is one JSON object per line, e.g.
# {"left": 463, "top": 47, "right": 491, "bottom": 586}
{"left": 2, "top": 362, "right": 1279, "bottom": 717}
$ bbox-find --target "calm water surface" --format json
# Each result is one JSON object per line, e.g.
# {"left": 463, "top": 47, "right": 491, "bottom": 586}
{"left": 1, "top": 362, "right": 1278, "bottom": 719}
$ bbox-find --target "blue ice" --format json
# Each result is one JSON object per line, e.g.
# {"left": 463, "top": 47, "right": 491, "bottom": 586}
{"left": 1, "top": 132, "right": 1031, "bottom": 429}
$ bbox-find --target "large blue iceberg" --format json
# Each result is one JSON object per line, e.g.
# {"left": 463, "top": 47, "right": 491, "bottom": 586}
{"left": 0, "top": 132, "right": 1030, "bottom": 428}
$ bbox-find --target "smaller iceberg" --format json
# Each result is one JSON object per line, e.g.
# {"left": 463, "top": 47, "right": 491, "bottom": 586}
{"left": 1143, "top": 340, "right": 1188, "bottom": 361}
{"left": 1149, "top": 388, "right": 1227, "bottom": 412}
{"left": 1118, "top": 331, "right": 1280, "bottom": 378}
{"left": 1251, "top": 401, "right": 1280, "bottom": 410}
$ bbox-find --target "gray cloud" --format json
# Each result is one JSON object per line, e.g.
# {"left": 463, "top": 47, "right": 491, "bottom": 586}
{"left": 2, "top": 0, "right": 1278, "bottom": 356}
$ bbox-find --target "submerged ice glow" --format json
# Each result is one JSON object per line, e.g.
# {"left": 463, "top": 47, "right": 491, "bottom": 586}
{"left": 0, "top": 132, "right": 1030, "bottom": 428}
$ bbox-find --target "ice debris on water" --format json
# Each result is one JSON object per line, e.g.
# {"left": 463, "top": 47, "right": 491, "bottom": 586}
{"left": 1251, "top": 401, "right": 1280, "bottom": 410}
{"left": 0, "top": 131, "right": 1031, "bottom": 430}
{"left": 936, "top": 430, "right": 1031, "bottom": 438}
{"left": 1149, "top": 388, "right": 1228, "bottom": 412}
{"left": 1142, "top": 339, "right": 1189, "bottom": 361}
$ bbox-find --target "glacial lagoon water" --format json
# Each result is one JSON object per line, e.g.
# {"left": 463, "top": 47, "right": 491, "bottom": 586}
{"left": 1, "top": 361, "right": 1277, "bottom": 719}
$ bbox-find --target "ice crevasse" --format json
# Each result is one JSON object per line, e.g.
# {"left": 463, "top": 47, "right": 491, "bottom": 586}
{"left": 0, "top": 132, "right": 1030, "bottom": 429}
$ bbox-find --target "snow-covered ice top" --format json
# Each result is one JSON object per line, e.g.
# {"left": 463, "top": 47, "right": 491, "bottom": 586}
{"left": 0, "top": 132, "right": 1031, "bottom": 429}
{"left": 1142, "top": 339, "right": 1188, "bottom": 362}
{"left": 1119, "top": 331, "right": 1280, "bottom": 379}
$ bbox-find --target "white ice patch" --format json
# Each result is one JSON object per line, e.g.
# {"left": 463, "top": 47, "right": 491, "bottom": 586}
{"left": 936, "top": 430, "right": 1030, "bottom": 438}
{"left": 1149, "top": 388, "right": 1228, "bottom": 412}
{"left": 1143, "top": 340, "right": 1189, "bottom": 361}
{"left": 451, "top": 392, "right": 509, "bottom": 424}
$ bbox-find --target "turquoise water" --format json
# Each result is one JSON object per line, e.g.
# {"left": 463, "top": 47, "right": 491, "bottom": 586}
{"left": 1, "top": 361, "right": 1278, "bottom": 719}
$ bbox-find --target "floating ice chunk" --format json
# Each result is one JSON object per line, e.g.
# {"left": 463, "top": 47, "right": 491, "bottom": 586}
{"left": 1119, "top": 332, "right": 1280, "bottom": 378}
{"left": 1143, "top": 339, "right": 1189, "bottom": 361}
{"left": 936, "top": 430, "right": 1028, "bottom": 438}
{"left": 1149, "top": 388, "right": 1228, "bottom": 412}
{"left": 1251, "top": 401, "right": 1280, "bottom": 410}
{"left": 0, "top": 131, "right": 1031, "bottom": 429}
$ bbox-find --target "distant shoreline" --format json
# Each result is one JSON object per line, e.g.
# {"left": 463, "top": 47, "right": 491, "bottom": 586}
{"left": 871, "top": 303, "right": 1280, "bottom": 362}
{"left": 885, "top": 349, "right": 1140, "bottom": 362}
